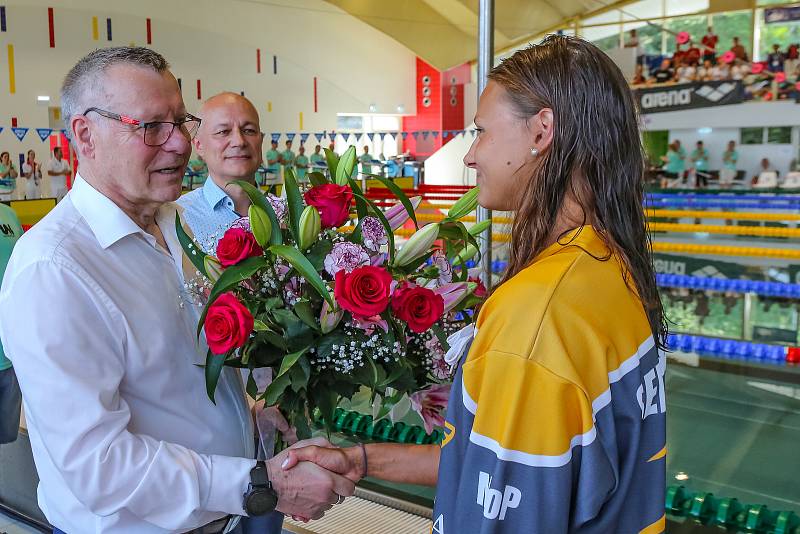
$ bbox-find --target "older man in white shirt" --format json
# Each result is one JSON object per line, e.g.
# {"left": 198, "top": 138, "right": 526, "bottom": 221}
{"left": 45, "top": 146, "right": 71, "bottom": 201}
{"left": 0, "top": 47, "right": 352, "bottom": 534}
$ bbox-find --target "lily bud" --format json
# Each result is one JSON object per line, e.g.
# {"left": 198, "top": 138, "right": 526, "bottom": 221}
{"left": 386, "top": 196, "right": 423, "bottom": 230}
{"left": 248, "top": 204, "right": 273, "bottom": 247}
{"left": 203, "top": 255, "right": 225, "bottom": 283}
{"left": 447, "top": 187, "right": 479, "bottom": 220}
{"left": 298, "top": 205, "right": 321, "bottom": 251}
{"left": 393, "top": 223, "right": 439, "bottom": 267}
{"left": 320, "top": 299, "right": 344, "bottom": 334}
{"left": 453, "top": 243, "right": 478, "bottom": 265}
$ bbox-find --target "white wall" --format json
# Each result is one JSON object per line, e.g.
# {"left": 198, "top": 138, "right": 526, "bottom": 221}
{"left": 423, "top": 132, "right": 475, "bottom": 186}
{"left": 0, "top": 0, "right": 416, "bottom": 158}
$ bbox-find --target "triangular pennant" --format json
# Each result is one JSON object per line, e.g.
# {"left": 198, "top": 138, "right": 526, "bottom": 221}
{"left": 422, "top": 131, "right": 430, "bottom": 140}
{"left": 401, "top": 132, "right": 409, "bottom": 140}
{"left": 442, "top": 130, "right": 450, "bottom": 138}
{"left": 271, "top": 133, "right": 281, "bottom": 143}
{"left": 432, "top": 131, "right": 439, "bottom": 139}
{"left": 458, "top": 130, "right": 465, "bottom": 136}
{"left": 36, "top": 128, "right": 53, "bottom": 142}
{"left": 11, "top": 127, "right": 29, "bottom": 141}
{"left": 366, "top": 133, "right": 375, "bottom": 142}
{"left": 300, "top": 133, "right": 310, "bottom": 144}
{"left": 314, "top": 132, "right": 324, "bottom": 142}
{"left": 286, "top": 133, "right": 296, "bottom": 141}
{"left": 378, "top": 132, "right": 387, "bottom": 141}
{"left": 329, "top": 131, "right": 337, "bottom": 141}
{"left": 411, "top": 132, "right": 419, "bottom": 140}
{"left": 470, "top": 129, "right": 477, "bottom": 137}
{"left": 0, "top": 127, "right": 3, "bottom": 135}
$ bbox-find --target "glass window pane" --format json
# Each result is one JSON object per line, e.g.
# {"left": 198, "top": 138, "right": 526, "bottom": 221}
{"left": 757, "top": 8, "right": 800, "bottom": 59}
{"left": 767, "top": 126, "right": 792, "bottom": 144}
{"left": 583, "top": 10, "right": 621, "bottom": 26}
{"left": 580, "top": 24, "right": 621, "bottom": 52}
{"left": 666, "top": 0, "right": 709, "bottom": 16}
{"left": 665, "top": 15, "right": 710, "bottom": 52}
{"left": 621, "top": 0, "right": 664, "bottom": 21}
{"left": 757, "top": 0, "right": 797, "bottom": 5}
{"left": 623, "top": 21, "right": 665, "bottom": 55}
{"left": 337, "top": 115, "right": 363, "bottom": 130}
{"left": 711, "top": 10, "right": 753, "bottom": 61}
{"left": 741, "top": 127, "right": 765, "bottom": 144}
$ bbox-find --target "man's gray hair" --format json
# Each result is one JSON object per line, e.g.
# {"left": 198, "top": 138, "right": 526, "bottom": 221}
{"left": 60, "top": 47, "right": 170, "bottom": 142}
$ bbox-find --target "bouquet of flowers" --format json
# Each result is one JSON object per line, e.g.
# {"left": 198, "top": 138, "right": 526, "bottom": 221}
{"left": 177, "top": 146, "right": 487, "bottom": 439}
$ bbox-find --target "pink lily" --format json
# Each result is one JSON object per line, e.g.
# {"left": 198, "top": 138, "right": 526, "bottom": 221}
{"left": 351, "top": 314, "right": 389, "bottom": 335}
{"left": 409, "top": 383, "right": 451, "bottom": 434}
{"left": 433, "top": 282, "right": 471, "bottom": 313}
{"left": 319, "top": 299, "right": 344, "bottom": 334}
{"left": 386, "top": 196, "right": 423, "bottom": 231}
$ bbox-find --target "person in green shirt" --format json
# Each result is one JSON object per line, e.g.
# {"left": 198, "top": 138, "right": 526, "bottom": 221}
{"left": 310, "top": 144, "right": 325, "bottom": 166}
{"left": 720, "top": 140, "right": 739, "bottom": 188}
{"left": 295, "top": 145, "right": 310, "bottom": 183}
{"left": 0, "top": 151, "right": 19, "bottom": 200}
{"left": 661, "top": 141, "right": 686, "bottom": 187}
{"left": 265, "top": 140, "right": 281, "bottom": 184}
{"left": 359, "top": 145, "right": 374, "bottom": 176}
{"left": 0, "top": 203, "right": 23, "bottom": 445}
{"left": 281, "top": 140, "right": 296, "bottom": 177}
{"left": 690, "top": 140, "right": 710, "bottom": 188}
{"left": 185, "top": 156, "right": 208, "bottom": 190}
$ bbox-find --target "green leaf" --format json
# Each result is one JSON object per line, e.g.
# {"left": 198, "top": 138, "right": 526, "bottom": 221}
{"left": 175, "top": 212, "right": 208, "bottom": 277}
{"left": 323, "top": 148, "right": 339, "bottom": 177}
{"left": 253, "top": 319, "right": 272, "bottom": 332}
{"left": 347, "top": 178, "right": 369, "bottom": 227}
{"left": 446, "top": 187, "right": 480, "bottom": 221}
{"left": 197, "top": 256, "right": 268, "bottom": 337}
{"left": 263, "top": 372, "right": 291, "bottom": 406}
{"left": 246, "top": 370, "right": 258, "bottom": 399}
{"left": 269, "top": 244, "right": 334, "bottom": 307}
{"left": 277, "top": 347, "right": 309, "bottom": 378}
{"left": 335, "top": 146, "right": 357, "bottom": 185}
{"left": 315, "top": 388, "right": 339, "bottom": 430}
{"left": 306, "top": 239, "right": 333, "bottom": 271}
{"left": 294, "top": 300, "right": 320, "bottom": 331}
{"left": 308, "top": 171, "right": 328, "bottom": 187}
{"left": 204, "top": 349, "right": 225, "bottom": 404}
{"left": 283, "top": 168, "right": 304, "bottom": 244}
{"left": 366, "top": 174, "right": 418, "bottom": 229}
{"left": 232, "top": 180, "right": 282, "bottom": 245}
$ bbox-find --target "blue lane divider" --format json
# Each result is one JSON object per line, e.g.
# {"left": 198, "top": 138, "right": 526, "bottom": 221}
{"left": 657, "top": 274, "right": 800, "bottom": 298}
{"left": 648, "top": 194, "right": 800, "bottom": 202}
{"left": 667, "top": 333, "right": 787, "bottom": 362}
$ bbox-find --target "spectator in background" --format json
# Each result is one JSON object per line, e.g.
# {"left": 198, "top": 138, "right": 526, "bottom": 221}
{"left": 359, "top": 145, "right": 374, "bottom": 176}
{"left": 310, "top": 144, "right": 325, "bottom": 168}
{"left": 46, "top": 146, "right": 71, "bottom": 202}
{"left": 0, "top": 152, "right": 22, "bottom": 200}
{"left": 21, "top": 149, "right": 42, "bottom": 200}
{"left": 701, "top": 26, "right": 718, "bottom": 63}
{"left": 691, "top": 141, "right": 710, "bottom": 188}
{"left": 674, "top": 57, "right": 696, "bottom": 83}
{"left": 280, "top": 139, "right": 295, "bottom": 178}
{"left": 661, "top": 141, "right": 685, "bottom": 186}
{"left": 685, "top": 40, "right": 701, "bottom": 67}
{"left": 697, "top": 59, "right": 715, "bottom": 81}
{"left": 649, "top": 58, "right": 674, "bottom": 84}
{"left": 632, "top": 63, "right": 647, "bottom": 85}
{"left": 625, "top": 28, "right": 644, "bottom": 65}
{"left": 731, "top": 37, "right": 749, "bottom": 62}
{"left": 786, "top": 43, "right": 799, "bottom": 77}
{"left": 720, "top": 140, "right": 739, "bottom": 189}
{"left": 752, "top": 157, "right": 778, "bottom": 186}
{"left": 712, "top": 57, "right": 729, "bottom": 80}
{"left": 767, "top": 44, "right": 785, "bottom": 72}
{"left": 295, "top": 144, "right": 309, "bottom": 182}
{"left": 731, "top": 59, "right": 750, "bottom": 80}
{"left": 264, "top": 139, "right": 280, "bottom": 184}
{"left": 0, "top": 202, "right": 23, "bottom": 449}
{"left": 185, "top": 154, "right": 208, "bottom": 189}
{"left": 328, "top": 141, "right": 336, "bottom": 153}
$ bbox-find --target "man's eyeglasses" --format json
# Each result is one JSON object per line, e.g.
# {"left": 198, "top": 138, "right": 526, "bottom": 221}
{"left": 83, "top": 108, "right": 201, "bottom": 147}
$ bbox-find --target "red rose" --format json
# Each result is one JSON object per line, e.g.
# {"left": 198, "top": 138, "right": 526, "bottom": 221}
{"left": 216, "top": 227, "right": 263, "bottom": 267}
{"left": 468, "top": 276, "right": 488, "bottom": 299}
{"left": 303, "top": 184, "right": 353, "bottom": 228}
{"left": 334, "top": 266, "right": 393, "bottom": 318}
{"left": 204, "top": 292, "right": 254, "bottom": 355}
{"left": 391, "top": 282, "right": 445, "bottom": 333}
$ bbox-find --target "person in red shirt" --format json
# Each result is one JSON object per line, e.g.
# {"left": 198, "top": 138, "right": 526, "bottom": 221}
{"left": 686, "top": 40, "right": 701, "bottom": 66}
{"left": 701, "top": 26, "right": 718, "bottom": 63}
{"left": 731, "top": 36, "right": 749, "bottom": 62}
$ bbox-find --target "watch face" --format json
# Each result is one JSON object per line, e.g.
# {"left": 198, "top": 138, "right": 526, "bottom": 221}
{"left": 247, "top": 489, "right": 278, "bottom": 516}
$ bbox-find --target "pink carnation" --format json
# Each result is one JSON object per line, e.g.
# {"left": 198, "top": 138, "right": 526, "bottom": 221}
{"left": 361, "top": 216, "right": 388, "bottom": 251}
{"left": 266, "top": 194, "right": 287, "bottom": 223}
{"left": 324, "top": 242, "right": 369, "bottom": 277}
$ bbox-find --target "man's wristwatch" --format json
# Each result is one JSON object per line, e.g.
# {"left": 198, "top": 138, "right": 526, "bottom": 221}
{"left": 243, "top": 461, "right": 278, "bottom": 516}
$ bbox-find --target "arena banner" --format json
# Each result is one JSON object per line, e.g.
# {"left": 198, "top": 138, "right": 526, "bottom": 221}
{"left": 635, "top": 81, "right": 745, "bottom": 114}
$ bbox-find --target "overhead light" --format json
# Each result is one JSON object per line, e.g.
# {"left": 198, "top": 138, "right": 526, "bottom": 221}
{"left": 368, "top": 103, "right": 377, "bottom": 113}
{"left": 396, "top": 104, "right": 405, "bottom": 114}
{"left": 37, "top": 95, "right": 51, "bottom": 102}
{"left": 697, "top": 127, "right": 712, "bottom": 135}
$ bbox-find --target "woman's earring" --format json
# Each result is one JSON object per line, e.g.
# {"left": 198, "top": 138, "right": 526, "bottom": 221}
{"left": 530, "top": 147, "right": 539, "bottom": 157}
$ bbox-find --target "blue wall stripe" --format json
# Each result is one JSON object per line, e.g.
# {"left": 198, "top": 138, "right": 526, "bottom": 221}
{"left": 106, "top": 17, "right": 112, "bottom": 41}
{"left": 1, "top": 6, "right": 7, "bottom": 32}
{"left": 273, "top": 55, "right": 277, "bottom": 75}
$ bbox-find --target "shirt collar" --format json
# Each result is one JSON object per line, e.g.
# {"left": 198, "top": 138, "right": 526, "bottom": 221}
{"left": 70, "top": 174, "right": 179, "bottom": 250}
{"left": 202, "top": 175, "right": 235, "bottom": 211}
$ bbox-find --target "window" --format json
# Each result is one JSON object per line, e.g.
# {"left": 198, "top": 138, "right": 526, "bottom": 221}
{"left": 623, "top": 21, "right": 664, "bottom": 55}
{"left": 711, "top": 11, "right": 753, "bottom": 60}
{"left": 756, "top": 8, "right": 800, "bottom": 59}
{"left": 767, "top": 126, "right": 792, "bottom": 144}
{"left": 337, "top": 115, "right": 362, "bottom": 130}
{"left": 741, "top": 127, "right": 765, "bottom": 144}
{"left": 665, "top": 0, "right": 709, "bottom": 17}
{"left": 665, "top": 15, "right": 710, "bottom": 53}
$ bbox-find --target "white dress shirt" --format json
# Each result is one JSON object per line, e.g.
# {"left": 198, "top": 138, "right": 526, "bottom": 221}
{"left": 0, "top": 175, "right": 255, "bottom": 533}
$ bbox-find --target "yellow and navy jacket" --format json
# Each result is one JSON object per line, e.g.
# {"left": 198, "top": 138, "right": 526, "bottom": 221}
{"left": 433, "top": 226, "right": 666, "bottom": 534}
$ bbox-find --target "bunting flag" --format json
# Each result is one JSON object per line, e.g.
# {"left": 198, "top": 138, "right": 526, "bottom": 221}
{"left": 442, "top": 130, "right": 450, "bottom": 138}
{"left": 402, "top": 132, "right": 409, "bottom": 140}
{"left": 11, "top": 127, "right": 29, "bottom": 141}
{"left": 329, "top": 131, "right": 336, "bottom": 141}
{"left": 285, "top": 133, "right": 296, "bottom": 141}
{"left": 458, "top": 129, "right": 466, "bottom": 136}
{"left": 271, "top": 133, "right": 281, "bottom": 143}
{"left": 366, "top": 133, "right": 375, "bottom": 142}
{"left": 422, "top": 131, "right": 430, "bottom": 140}
{"left": 471, "top": 129, "right": 477, "bottom": 137}
{"left": 314, "top": 132, "right": 324, "bottom": 142}
{"left": 432, "top": 131, "right": 439, "bottom": 139}
{"left": 378, "top": 132, "right": 387, "bottom": 141}
{"left": 411, "top": 132, "right": 419, "bottom": 140}
{"left": 36, "top": 128, "right": 53, "bottom": 141}
{"left": 0, "top": 127, "right": 3, "bottom": 135}
{"left": 300, "top": 133, "right": 310, "bottom": 144}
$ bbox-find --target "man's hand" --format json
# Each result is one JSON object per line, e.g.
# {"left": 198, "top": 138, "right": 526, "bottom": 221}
{"left": 266, "top": 440, "right": 354, "bottom": 520}
{"left": 281, "top": 444, "right": 364, "bottom": 483}
{"left": 252, "top": 401, "right": 299, "bottom": 445}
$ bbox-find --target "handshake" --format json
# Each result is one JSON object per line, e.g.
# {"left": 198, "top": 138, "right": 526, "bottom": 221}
{"left": 265, "top": 436, "right": 366, "bottom": 522}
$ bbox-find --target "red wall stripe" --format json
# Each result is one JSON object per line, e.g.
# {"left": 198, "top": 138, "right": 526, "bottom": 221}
{"left": 48, "top": 7, "right": 55, "bottom": 48}
{"left": 196, "top": 79, "right": 201, "bottom": 100}
{"left": 256, "top": 49, "right": 261, "bottom": 73}
{"left": 11, "top": 117, "right": 17, "bottom": 128}
{"left": 146, "top": 18, "right": 152, "bottom": 44}
{"left": 313, "top": 77, "right": 318, "bottom": 113}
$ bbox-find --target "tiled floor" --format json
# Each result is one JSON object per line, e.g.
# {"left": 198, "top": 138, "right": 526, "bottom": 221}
{"left": 0, "top": 511, "right": 43, "bottom": 534}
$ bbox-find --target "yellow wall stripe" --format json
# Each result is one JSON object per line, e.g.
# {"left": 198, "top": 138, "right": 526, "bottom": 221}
{"left": 7, "top": 44, "right": 15, "bottom": 94}
{"left": 267, "top": 101, "right": 272, "bottom": 112}
{"left": 92, "top": 16, "right": 99, "bottom": 40}
{"left": 299, "top": 111, "right": 303, "bottom": 130}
